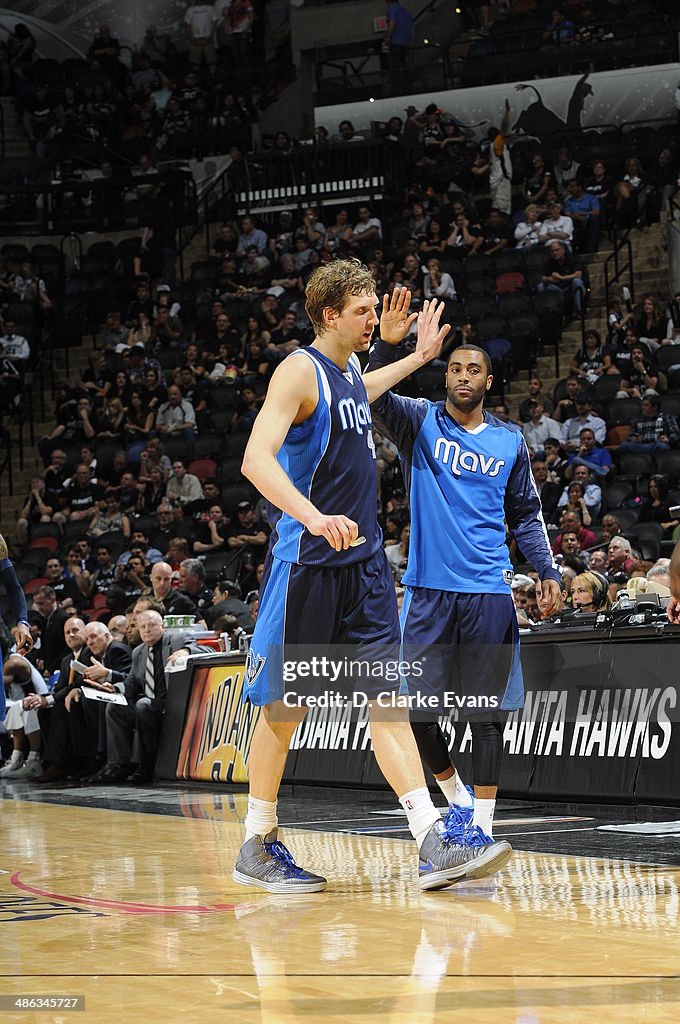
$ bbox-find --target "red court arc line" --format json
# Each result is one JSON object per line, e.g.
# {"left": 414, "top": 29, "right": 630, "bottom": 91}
{"left": 10, "top": 872, "right": 253, "bottom": 915}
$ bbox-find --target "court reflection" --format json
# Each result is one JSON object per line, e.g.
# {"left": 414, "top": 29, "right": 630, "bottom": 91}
{"left": 2, "top": 797, "right": 679, "bottom": 1024}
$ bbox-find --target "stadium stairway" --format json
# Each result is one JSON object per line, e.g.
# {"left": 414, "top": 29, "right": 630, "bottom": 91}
{"left": 0, "top": 96, "right": 39, "bottom": 172}
{"left": 505, "top": 219, "right": 669, "bottom": 416}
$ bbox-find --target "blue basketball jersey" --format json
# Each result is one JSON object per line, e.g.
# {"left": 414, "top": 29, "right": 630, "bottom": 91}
{"left": 269, "top": 347, "right": 383, "bottom": 566}
{"left": 368, "top": 341, "right": 561, "bottom": 594}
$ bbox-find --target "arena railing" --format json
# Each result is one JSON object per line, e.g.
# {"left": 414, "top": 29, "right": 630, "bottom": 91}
{"left": 0, "top": 426, "right": 12, "bottom": 510}
{"left": 459, "top": 21, "right": 679, "bottom": 88}
{"left": 604, "top": 235, "right": 635, "bottom": 329}
{"left": 0, "top": 168, "right": 197, "bottom": 238}
{"left": 227, "top": 139, "right": 410, "bottom": 219}
{"left": 313, "top": 40, "right": 448, "bottom": 104}
{"left": 666, "top": 187, "right": 680, "bottom": 296}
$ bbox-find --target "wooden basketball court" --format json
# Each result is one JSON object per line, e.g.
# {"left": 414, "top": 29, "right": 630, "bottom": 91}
{"left": 1, "top": 784, "right": 679, "bottom": 1023}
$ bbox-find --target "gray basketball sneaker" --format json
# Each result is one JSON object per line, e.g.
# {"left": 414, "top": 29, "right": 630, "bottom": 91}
{"left": 418, "top": 820, "right": 513, "bottom": 891}
{"left": 233, "top": 830, "right": 327, "bottom": 894}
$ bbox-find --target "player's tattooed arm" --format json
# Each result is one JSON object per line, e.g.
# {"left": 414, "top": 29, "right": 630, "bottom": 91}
{"left": 0, "top": 532, "right": 8, "bottom": 560}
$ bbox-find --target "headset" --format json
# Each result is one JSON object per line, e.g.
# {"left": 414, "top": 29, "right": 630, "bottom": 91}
{"left": 587, "top": 570, "right": 610, "bottom": 609}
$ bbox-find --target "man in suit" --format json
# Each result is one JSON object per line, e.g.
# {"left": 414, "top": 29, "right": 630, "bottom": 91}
{"left": 24, "top": 615, "right": 91, "bottom": 782}
{"left": 79, "top": 621, "right": 134, "bottom": 689}
{"left": 89, "top": 610, "right": 191, "bottom": 784}
{"left": 31, "top": 620, "right": 133, "bottom": 782}
{"left": 32, "top": 586, "right": 71, "bottom": 674}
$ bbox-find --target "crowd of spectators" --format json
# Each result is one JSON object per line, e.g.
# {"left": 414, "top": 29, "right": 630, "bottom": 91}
{"left": 2, "top": 2, "right": 292, "bottom": 174}
{"left": 460, "top": 0, "right": 677, "bottom": 86}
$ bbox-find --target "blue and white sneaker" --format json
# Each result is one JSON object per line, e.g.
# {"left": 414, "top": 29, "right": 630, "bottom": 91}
{"left": 418, "top": 819, "right": 513, "bottom": 892}
{"left": 443, "top": 785, "right": 474, "bottom": 831}
{"left": 460, "top": 824, "right": 497, "bottom": 848}
{"left": 233, "top": 829, "right": 327, "bottom": 894}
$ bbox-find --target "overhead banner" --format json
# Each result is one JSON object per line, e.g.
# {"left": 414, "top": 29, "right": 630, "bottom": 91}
{"left": 316, "top": 63, "right": 680, "bottom": 145}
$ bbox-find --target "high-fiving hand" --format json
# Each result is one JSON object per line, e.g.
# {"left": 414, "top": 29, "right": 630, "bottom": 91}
{"left": 379, "top": 289, "right": 418, "bottom": 346}
{"left": 414, "top": 299, "right": 451, "bottom": 365}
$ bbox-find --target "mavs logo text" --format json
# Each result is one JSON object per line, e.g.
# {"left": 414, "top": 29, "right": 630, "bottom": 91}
{"left": 433, "top": 437, "right": 505, "bottom": 478}
{"left": 338, "top": 397, "right": 372, "bottom": 435}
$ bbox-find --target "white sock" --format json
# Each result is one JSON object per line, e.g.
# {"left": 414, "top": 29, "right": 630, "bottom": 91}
{"left": 400, "top": 788, "right": 441, "bottom": 850}
{"left": 454, "top": 770, "right": 473, "bottom": 807}
{"left": 27, "top": 751, "right": 41, "bottom": 762}
{"left": 8, "top": 750, "right": 24, "bottom": 766}
{"left": 244, "top": 796, "right": 278, "bottom": 842}
{"left": 437, "top": 770, "right": 473, "bottom": 807}
{"left": 473, "top": 797, "right": 496, "bottom": 838}
{"left": 436, "top": 773, "right": 457, "bottom": 804}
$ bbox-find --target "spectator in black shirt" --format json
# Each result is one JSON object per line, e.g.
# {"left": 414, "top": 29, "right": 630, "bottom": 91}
{"left": 54, "top": 463, "right": 104, "bottom": 528}
{"left": 78, "top": 543, "right": 117, "bottom": 601}
{"left": 603, "top": 325, "right": 639, "bottom": 377}
{"left": 202, "top": 312, "right": 243, "bottom": 359}
{"left": 140, "top": 189, "right": 178, "bottom": 288}
{"left": 634, "top": 295, "right": 666, "bottom": 347}
{"left": 44, "top": 556, "right": 84, "bottom": 612}
{"left": 142, "top": 367, "right": 168, "bottom": 410}
{"left": 149, "top": 502, "right": 190, "bottom": 552}
{"left": 193, "top": 504, "right": 230, "bottom": 554}
{"left": 42, "top": 448, "right": 68, "bottom": 507}
{"left": 88, "top": 24, "right": 120, "bottom": 71}
{"left": 178, "top": 558, "right": 214, "bottom": 618}
{"left": 620, "top": 344, "right": 660, "bottom": 398}
{"left": 39, "top": 397, "right": 95, "bottom": 466}
{"left": 537, "top": 241, "right": 586, "bottom": 314}
{"left": 211, "top": 223, "right": 239, "bottom": 257}
{"left": 155, "top": 306, "right": 184, "bottom": 348}
{"left": 584, "top": 158, "right": 615, "bottom": 223}
{"left": 269, "top": 310, "right": 305, "bottom": 355}
{"left": 479, "top": 208, "right": 512, "bottom": 257}
{"left": 112, "top": 553, "right": 149, "bottom": 603}
{"left": 147, "top": 560, "right": 197, "bottom": 615}
{"left": 242, "top": 339, "right": 274, "bottom": 385}
{"left": 125, "top": 282, "right": 154, "bottom": 327}
{"left": 226, "top": 501, "right": 269, "bottom": 556}
{"left": 81, "top": 352, "right": 114, "bottom": 399}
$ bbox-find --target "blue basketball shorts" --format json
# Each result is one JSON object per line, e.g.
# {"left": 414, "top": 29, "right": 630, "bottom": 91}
{"left": 400, "top": 589, "right": 524, "bottom": 718}
{"left": 243, "top": 548, "right": 401, "bottom": 706}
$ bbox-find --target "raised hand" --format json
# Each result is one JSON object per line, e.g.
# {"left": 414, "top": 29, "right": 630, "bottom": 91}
{"left": 414, "top": 299, "right": 451, "bottom": 365}
{"left": 380, "top": 289, "right": 418, "bottom": 346}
